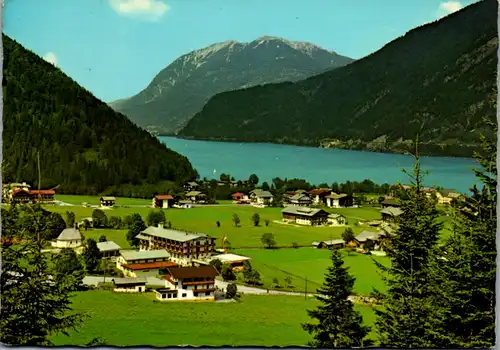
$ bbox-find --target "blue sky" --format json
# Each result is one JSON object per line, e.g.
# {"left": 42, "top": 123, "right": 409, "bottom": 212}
{"left": 4, "top": 0, "right": 478, "bottom": 102}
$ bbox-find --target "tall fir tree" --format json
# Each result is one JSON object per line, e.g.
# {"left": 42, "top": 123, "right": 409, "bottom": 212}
{"left": 431, "top": 114, "right": 497, "bottom": 347}
{"left": 374, "top": 150, "right": 443, "bottom": 347}
{"left": 302, "top": 249, "right": 371, "bottom": 348}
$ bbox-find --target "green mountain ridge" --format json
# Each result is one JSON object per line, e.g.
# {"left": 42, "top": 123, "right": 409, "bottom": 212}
{"left": 2, "top": 34, "right": 197, "bottom": 195}
{"left": 108, "top": 37, "right": 354, "bottom": 134}
{"left": 179, "top": 0, "right": 498, "bottom": 158}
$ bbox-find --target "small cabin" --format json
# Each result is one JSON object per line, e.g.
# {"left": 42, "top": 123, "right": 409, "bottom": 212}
{"left": 153, "top": 194, "right": 174, "bottom": 208}
{"left": 100, "top": 196, "right": 116, "bottom": 207}
{"left": 112, "top": 277, "right": 147, "bottom": 293}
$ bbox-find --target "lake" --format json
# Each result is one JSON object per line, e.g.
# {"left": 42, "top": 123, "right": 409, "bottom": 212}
{"left": 159, "top": 137, "right": 479, "bottom": 193}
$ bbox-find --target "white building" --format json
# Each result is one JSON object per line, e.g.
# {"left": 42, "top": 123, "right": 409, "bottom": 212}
{"left": 97, "top": 240, "right": 121, "bottom": 258}
{"left": 155, "top": 266, "right": 218, "bottom": 302}
{"left": 327, "top": 213, "right": 347, "bottom": 226}
{"left": 51, "top": 228, "right": 83, "bottom": 249}
{"left": 111, "top": 277, "right": 147, "bottom": 293}
{"left": 116, "top": 250, "right": 176, "bottom": 278}
{"left": 250, "top": 189, "right": 274, "bottom": 206}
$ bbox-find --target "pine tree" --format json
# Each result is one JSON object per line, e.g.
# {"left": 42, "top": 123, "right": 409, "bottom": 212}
{"left": 302, "top": 249, "right": 371, "bottom": 348}
{"left": 431, "top": 115, "right": 497, "bottom": 347}
{"left": 374, "top": 151, "right": 443, "bottom": 347}
{"left": 82, "top": 239, "right": 100, "bottom": 273}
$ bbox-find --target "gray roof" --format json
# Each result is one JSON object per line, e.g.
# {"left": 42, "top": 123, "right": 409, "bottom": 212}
{"left": 355, "top": 231, "right": 382, "bottom": 242}
{"left": 290, "top": 193, "right": 311, "bottom": 201}
{"left": 97, "top": 241, "right": 121, "bottom": 252}
{"left": 140, "top": 226, "right": 210, "bottom": 242}
{"left": 251, "top": 190, "right": 273, "bottom": 197}
{"left": 312, "top": 239, "right": 345, "bottom": 246}
{"left": 112, "top": 277, "right": 147, "bottom": 285}
{"left": 57, "top": 228, "right": 82, "bottom": 241}
{"left": 328, "top": 213, "right": 346, "bottom": 219}
{"left": 326, "top": 193, "right": 350, "bottom": 199}
{"left": 438, "top": 189, "right": 457, "bottom": 197}
{"left": 100, "top": 196, "right": 116, "bottom": 201}
{"left": 282, "top": 206, "right": 327, "bottom": 217}
{"left": 186, "top": 191, "right": 202, "bottom": 197}
{"left": 120, "top": 249, "right": 172, "bottom": 261}
{"left": 187, "top": 182, "right": 199, "bottom": 186}
{"left": 381, "top": 207, "right": 403, "bottom": 217}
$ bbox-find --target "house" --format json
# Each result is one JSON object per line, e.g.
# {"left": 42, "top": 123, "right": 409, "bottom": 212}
{"left": 100, "top": 196, "right": 116, "bottom": 207}
{"left": 312, "top": 239, "right": 345, "bottom": 249}
{"left": 282, "top": 206, "right": 329, "bottom": 226}
{"left": 325, "top": 193, "right": 354, "bottom": 208}
{"left": 289, "top": 193, "right": 312, "bottom": 206}
{"left": 184, "top": 181, "right": 200, "bottom": 192}
{"left": 153, "top": 194, "right": 175, "bottom": 208}
{"left": 327, "top": 213, "right": 347, "bottom": 226}
{"left": 175, "top": 200, "right": 193, "bottom": 209}
{"left": 380, "top": 198, "right": 401, "bottom": 208}
{"left": 29, "top": 189, "right": 56, "bottom": 204}
{"left": 355, "top": 231, "right": 383, "bottom": 248}
{"left": 381, "top": 207, "right": 403, "bottom": 222}
{"left": 155, "top": 266, "right": 218, "bottom": 302}
{"left": 135, "top": 225, "right": 217, "bottom": 266}
{"left": 10, "top": 189, "right": 32, "bottom": 204}
{"left": 435, "top": 189, "right": 460, "bottom": 205}
{"left": 116, "top": 250, "right": 177, "bottom": 278}
{"left": 309, "top": 189, "right": 332, "bottom": 205}
{"left": 97, "top": 240, "right": 122, "bottom": 258}
{"left": 111, "top": 277, "right": 147, "bottom": 293}
{"left": 250, "top": 189, "right": 274, "bottom": 206}
{"left": 231, "top": 192, "right": 250, "bottom": 204}
{"left": 195, "top": 253, "right": 251, "bottom": 271}
{"left": 51, "top": 228, "right": 83, "bottom": 249}
{"left": 185, "top": 191, "right": 207, "bottom": 204}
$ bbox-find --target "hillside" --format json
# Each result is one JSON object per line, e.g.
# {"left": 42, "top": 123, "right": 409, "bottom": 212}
{"left": 109, "top": 37, "right": 354, "bottom": 134}
{"left": 2, "top": 34, "right": 197, "bottom": 196}
{"left": 179, "top": 0, "right": 498, "bottom": 157}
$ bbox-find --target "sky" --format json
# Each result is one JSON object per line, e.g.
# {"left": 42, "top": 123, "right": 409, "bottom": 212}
{"left": 3, "top": 0, "right": 479, "bottom": 102}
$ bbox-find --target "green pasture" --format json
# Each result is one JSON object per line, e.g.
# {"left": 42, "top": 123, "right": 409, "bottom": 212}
{"left": 55, "top": 195, "right": 151, "bottom": 206}
{"left": 51, "top": 291, "right": 376, "bottom": 347}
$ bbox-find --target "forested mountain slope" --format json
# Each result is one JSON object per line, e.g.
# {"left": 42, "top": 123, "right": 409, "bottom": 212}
{"left": 179, "top": 0, "right": 497, "bottom": 157}
{"left": 2, "top": 35, "right": 197, "bottom": 195}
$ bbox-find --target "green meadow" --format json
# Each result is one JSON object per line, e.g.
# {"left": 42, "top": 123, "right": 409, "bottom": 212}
{"left": 51, "top": 291, "right": 377, "bottom": 347}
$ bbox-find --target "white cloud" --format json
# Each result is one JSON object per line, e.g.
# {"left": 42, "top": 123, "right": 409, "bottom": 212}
{"left": 42, "top": 52, "right": 57, "bottom": 66}
{"left": 109, "top": 0, "right": 168, "bottom": 21}
{"left": 437, "top": 1, "right": 463, "bottom": 18}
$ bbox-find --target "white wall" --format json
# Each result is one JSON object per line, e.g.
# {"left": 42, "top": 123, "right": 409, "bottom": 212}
{"left": 114, "top": 285, "right": 146, "bottom": 293}
{"left": 52, "top": 239, "right": 82, "bottom": 248}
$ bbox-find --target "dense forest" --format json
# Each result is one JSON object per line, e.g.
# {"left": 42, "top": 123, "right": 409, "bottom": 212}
{"left": 2, "top": 35, "right": 197, "bottom": 195}
{"left": 180, "top": 0, "right": 497, "bottom": 157}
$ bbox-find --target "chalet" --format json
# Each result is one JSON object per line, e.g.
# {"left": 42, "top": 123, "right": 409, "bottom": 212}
{"left": 97, "top": 240, "right": 122, "bottom": 258}
{"left": 152, "top": 194, "right": 175, "bottom": 208}
{"left": 282, "top": 192, "right": 296, "bottom": 205}
{"left": 327, "top": 213, "right": 347, "bottom": 226}
{"left": 29, "top": 189, "right": 56, "bottom": 204}
{"left": 184, "top": 181, "right": 200, "bottom": 192}
{"left": 289, "top": 193, "right": 312, "bottom": 206}
{"left": 250, "top": 189, "right": 274, "bottom": 206}
{"left": 10, "top": 189, "right": 32, "bottom": 204}
{"left": 325, "top": 193, "right": 354, "bottom": 208}
{"left": 381, "top": 207, "right": 403, "bottom": 222}
{"left": 380, "top": 198, "right": 401, "bottom": 208}
{"left": 312, "top": 239, "right": 345, "bottom": 249}
{"left": 355, "top": 230, "right": 383, "bottom": 247}
{"left": 112, "top": 277, "right": 147, "bottom": 293}
{"left": 135, "top": 225, "right": 216, "bottom": 266}
{"left": 51, "top": 228, "right": 83, "bottom": 249}
{"left": 185, "top": 191, "right": 207, "bottom": 204}
{"left": 116, "top": 250, "right": 176, "bottom": 278}
{"left": 100, "top": 196, "right": 116, "bottom": 207}
{"left": 155, "top": 266, "right": 218, "bottom": 302}
{"left": 309, "top": 189, "right": 332, "bottom": 205}
{"left": 232, "top": 192, "right": 250, "bottom": 204}
{"left": 435, "top": 189, "right": 460, "bottom": 205}
{"left": 282, "top": 206, "right": 329, "bottom": 226}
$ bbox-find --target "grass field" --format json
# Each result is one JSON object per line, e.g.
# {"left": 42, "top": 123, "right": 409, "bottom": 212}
{"left": 51, "top": 291, "right": 377, "bottom": 347}
{"left": 55, "top": 195, "right": 152, "bottom": 206}
{"left": 233, "top": 248, "right": 389, "bottom": 295}
{"left": 80, "top": 228, "right": 131, "bottom": 249}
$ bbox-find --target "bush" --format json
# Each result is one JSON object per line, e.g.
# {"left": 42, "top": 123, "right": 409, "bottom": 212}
{"left": 96, "top": 282, "right": 115, "bottom": 290}
{"left": 292, "top": 242, "right": 299, "bottom": 248}
{"left": 226, "top": 283, "right": 237, "bottom": 299}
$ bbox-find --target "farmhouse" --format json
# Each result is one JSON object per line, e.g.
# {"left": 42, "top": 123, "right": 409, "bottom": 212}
{"left": 288, "top": 193, "right": 312, "bottom": 206}
{"left": 381, "top": 198, "right": 401, "bottom": 208}
{"left": 185, "top": 191, "right": 207, "bottom": 204}
{"left": 155, "top": 266, "right": 218, "bottom": 302}
{"left": 327, "top": 213, "right": 347, "bottom": 226}
{"left": 355, "top": 230, "right": 383, "bottom": 247}
{"left": 309, "top": 189, "right": 332, "bottom": 205}
{"left": 232, "top": 192, "right": 250, "bottom": 204}
{"left": 100, "top": 196, "right": 116, "bottom": 207}
{"left": 312, "top": 239, "right": 345, "bottom": 249}
{"left": 135, "top": 225, "right": 216, "bottom": 266}
{"left": 29, "top": 189, "right": 56, "bottom": 204}
{"left": 381, "top": 207, "right": 403, "bottom": 222}
{"left": 112, "top": 277, "right": 147, "bottom": 293}
{"left": 51, "top": 228, "right": 83, "bottom": 249}
{"left": 116, "top": 250, "right": 176, "bottom": 278}
{"left": 325, "top": 193, "right": 354, "bottom": 208}
{"left": 250, "top": 189, "right": 274, "bottom": 206}
{"left": 282, "top": 206, "right": 329, "bottom": 226}
{"left": 435, "top": 189, "right": 460, "bottom": 205}
{"left": 10, "top": 189, "right": 32, "bottom": 204}
{"left": 152, "top": 194, "right": 174, "bottom": 208}
{"left": 97, "top": 240, "right": 121, "bottom": 258}
{"left": 184, "top": 181, "right": 200, "bottom": 192}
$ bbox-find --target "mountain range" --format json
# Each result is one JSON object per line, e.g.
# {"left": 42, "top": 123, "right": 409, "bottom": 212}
{"left": 109, "top": 37, "right": 354, "bottom": 134}
{"left": 2, "top": 34, "right": 196, "bottom": 196}
{"left": 179, "top": 0, "right": 498, "bottom": 157}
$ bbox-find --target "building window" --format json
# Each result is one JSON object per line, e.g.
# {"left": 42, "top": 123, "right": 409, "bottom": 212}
{"left": 162, "top": 294, "right": 166, "bottom": 299}
{"left": 168, "top": 294, "right": 172, "bottom": 299}
{"left": 182, "top": 293, "right": 187, "bottom": 298}
{"left": 194, "top": 292, "right": 198, "bottom": 297}
{"left": 205, "top": 292, "right": 211, "bottom": 296}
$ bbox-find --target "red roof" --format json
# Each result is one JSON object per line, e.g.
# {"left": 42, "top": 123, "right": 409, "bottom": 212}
{"left": 11, "top": 189, "right": 30, "bottom": 196}
{"left": 309, "top": 189, "right": 331, "bottom": 196}
{"left": 232, "top": 192, "right": 245, "bottom": 197}
{"left": 155, "top": 194, "right": 174, "bottom": 200}
{"left": 123, "top": 261, "right": 177, "bottom": 271}
{"left": 29, "top": 189, "right": 56, "bottom": 195}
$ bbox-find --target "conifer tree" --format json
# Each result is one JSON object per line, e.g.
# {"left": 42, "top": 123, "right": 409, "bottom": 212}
{"left": 374, "top": 150, "right": 443, "bottom": 347}
{"left": 302, "top": 249, "right": 371, "bottom": 348}
{"left": 431, "top": 115, "right": 497, "bottom": 347}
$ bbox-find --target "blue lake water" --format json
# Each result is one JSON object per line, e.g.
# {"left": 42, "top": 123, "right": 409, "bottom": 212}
{"left": 159, "top": 137, "right": 479, "bottom": 193}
